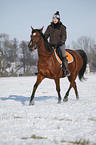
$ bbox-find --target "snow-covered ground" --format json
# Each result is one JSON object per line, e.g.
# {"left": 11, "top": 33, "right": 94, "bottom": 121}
{"left": 0, "top": 73, "right": 96, "bottom": 145}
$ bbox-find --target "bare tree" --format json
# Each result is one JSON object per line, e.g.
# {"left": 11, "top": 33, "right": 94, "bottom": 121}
{"left": 19, "top": 41, "right": 37, "bottom": 74}
{"left": 71, "top": 36, "right": 95, "bottom": 52}
{"left": 0, "top": 34, "right": 10, "bottom": 75}
{"left": 71, "top": 36, "right": 96, "bottom": 71}
{"left": 11, "top": 38, "right": 18, "bottom": 62}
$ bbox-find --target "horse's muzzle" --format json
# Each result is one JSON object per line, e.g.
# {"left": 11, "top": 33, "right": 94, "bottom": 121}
{"left": 28, "top": 43, "right": 37, "bottom": 52}
{"left": 28, "top": 42, "right": 33, "bottom": 51}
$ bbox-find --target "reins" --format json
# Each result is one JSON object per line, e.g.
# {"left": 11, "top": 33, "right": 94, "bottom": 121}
{"left": 38, "top": 47, "right": 53, "bottom": 56}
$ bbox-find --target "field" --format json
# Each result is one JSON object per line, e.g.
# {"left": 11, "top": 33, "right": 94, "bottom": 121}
{"left": 0, "top": 73, "right": 96, "bottom": 145}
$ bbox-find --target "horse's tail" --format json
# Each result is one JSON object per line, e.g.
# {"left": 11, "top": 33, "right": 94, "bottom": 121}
{"left": 76, "top": 49, "right": 87, "bottom": 81}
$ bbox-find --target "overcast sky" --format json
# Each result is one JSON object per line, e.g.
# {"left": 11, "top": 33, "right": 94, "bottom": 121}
{"left": 0, "top": 0, "right": 96, "bottom": 45}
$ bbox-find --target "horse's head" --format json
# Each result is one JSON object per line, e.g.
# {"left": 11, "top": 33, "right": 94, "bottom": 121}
{"left": 28, "top": 26, "right": 43, "bottom": 52}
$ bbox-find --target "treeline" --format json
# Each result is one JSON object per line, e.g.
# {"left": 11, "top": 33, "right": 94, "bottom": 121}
{"left": 71, "top": 36, "right": 96, "bottom": 72}
{"left": 0, "top": 33, "right": 96, "bottom": 77}
{"left": 0, "top": 33, "right": 38, "bottom": 76}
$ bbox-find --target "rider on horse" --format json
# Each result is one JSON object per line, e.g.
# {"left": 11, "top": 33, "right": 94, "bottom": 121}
{"left": 44, "top": 11, "right": 70, "bottom": 76}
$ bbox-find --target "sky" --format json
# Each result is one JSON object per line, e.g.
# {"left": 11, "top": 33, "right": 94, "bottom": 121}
{"left": 0, "top": 0, "right": 96, "bottom": 46}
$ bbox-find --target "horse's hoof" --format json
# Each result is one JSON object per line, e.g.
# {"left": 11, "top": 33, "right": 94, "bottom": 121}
{"left": 29, "top": 99, "right": 34, "bottom": 105}
{"left": 63, "top": 97, "right": 68, "bottom": 102}
{"left": 76, "top": 96, "right": 79, "bottom": 100}
{"left": 76, "top": 98, "right": 79, "bottom": 101}
{"left": 57, "top": 100, "right": 61, "bottom": 104}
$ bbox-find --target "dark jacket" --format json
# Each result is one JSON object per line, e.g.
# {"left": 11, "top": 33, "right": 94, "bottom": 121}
{"left": 44, "top": 22, "right": 67, "bottom": 47}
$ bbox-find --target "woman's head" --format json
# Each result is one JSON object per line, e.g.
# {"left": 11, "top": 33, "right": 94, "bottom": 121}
{"left": 52, "top": 11, "right": 60, "bottom": 24}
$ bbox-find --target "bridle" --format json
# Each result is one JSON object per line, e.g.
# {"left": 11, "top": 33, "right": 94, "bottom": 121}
{"left": 30, "top": 35, "right": 42, "bottom": 49}
{"left": 29, "top": 32, "right": 53, "bottom": 56}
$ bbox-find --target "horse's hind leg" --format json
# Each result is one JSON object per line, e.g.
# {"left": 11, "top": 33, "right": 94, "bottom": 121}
{"left": 63, "top": 74, "right": 77, "bottom": 102}
{"left": 73, "top": 81, "right": 79, "bottom": 100}
{"left": 54, "top": 78, "right": 61, "bottom": 103}
{"left": 29, "top": 74, "right": 44, "bottom": 105}
{"left": 63, "top": 85, "right": 71, "bottom": 102}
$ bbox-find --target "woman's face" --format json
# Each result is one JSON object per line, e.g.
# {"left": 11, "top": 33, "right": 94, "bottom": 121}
{"left": 53, "top": 18, "right": 59, "bottom": 24}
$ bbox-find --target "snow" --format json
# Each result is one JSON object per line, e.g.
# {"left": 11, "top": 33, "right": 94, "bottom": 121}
{"left": 0, "top": 73, "right": 96, "bottom": 145}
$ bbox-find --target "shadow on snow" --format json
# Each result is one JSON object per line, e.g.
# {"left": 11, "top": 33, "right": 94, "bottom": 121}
{"left": 0, "top": 95, "right": 57, "bottom": 105}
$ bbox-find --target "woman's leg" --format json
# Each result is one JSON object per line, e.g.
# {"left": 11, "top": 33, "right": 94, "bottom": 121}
{"left": 60, "top": 44, "right": 70, "bottom": 76}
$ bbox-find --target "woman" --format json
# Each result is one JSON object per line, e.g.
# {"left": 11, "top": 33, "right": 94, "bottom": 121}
{"left": 44, "top": 11, "right": 70, "bottom": 76}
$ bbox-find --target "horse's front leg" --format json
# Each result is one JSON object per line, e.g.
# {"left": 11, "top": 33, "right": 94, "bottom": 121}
{"left": 54, "top": 78, "right": 61, "bottom": 103}
{"left": 29, "top": 74, "right": 44, "bottom": 105}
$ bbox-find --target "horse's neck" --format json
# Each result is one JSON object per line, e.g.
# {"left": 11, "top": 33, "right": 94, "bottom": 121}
{"left": 38, "top": 39, "right": 51, "bottom": 57}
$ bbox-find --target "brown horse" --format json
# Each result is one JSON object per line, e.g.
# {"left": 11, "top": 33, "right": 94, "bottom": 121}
{"left": 28, "top": 27, "right": 87, "bottom": 105}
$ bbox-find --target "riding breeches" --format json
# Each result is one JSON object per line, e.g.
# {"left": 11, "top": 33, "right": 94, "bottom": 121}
{"left": 60, "top": 44, "right": 66, "bottom": 57}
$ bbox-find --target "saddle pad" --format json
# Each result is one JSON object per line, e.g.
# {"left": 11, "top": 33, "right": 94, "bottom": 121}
{"left": 54, "top": 49, "right": 73, "bottom": 64}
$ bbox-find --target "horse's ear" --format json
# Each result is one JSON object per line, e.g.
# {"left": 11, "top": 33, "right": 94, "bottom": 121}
{"left": 40, "top": 26, "right": 44, "bottom": 32}
{"left": 31, "top": 26, "right": 34, "bottom": 31}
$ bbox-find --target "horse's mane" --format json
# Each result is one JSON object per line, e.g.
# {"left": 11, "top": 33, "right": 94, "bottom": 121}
{"left": 32, "top": 29, "right": 52, "bottom": 52}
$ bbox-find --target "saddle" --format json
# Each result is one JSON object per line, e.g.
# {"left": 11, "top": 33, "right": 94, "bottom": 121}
{"left": 54, "top": 48, "right": 73, "bottom": 64}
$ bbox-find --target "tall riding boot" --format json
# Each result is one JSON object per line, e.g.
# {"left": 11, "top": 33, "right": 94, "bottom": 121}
{"left": 62, "top": 57, "right": 70, "bottom": 77}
